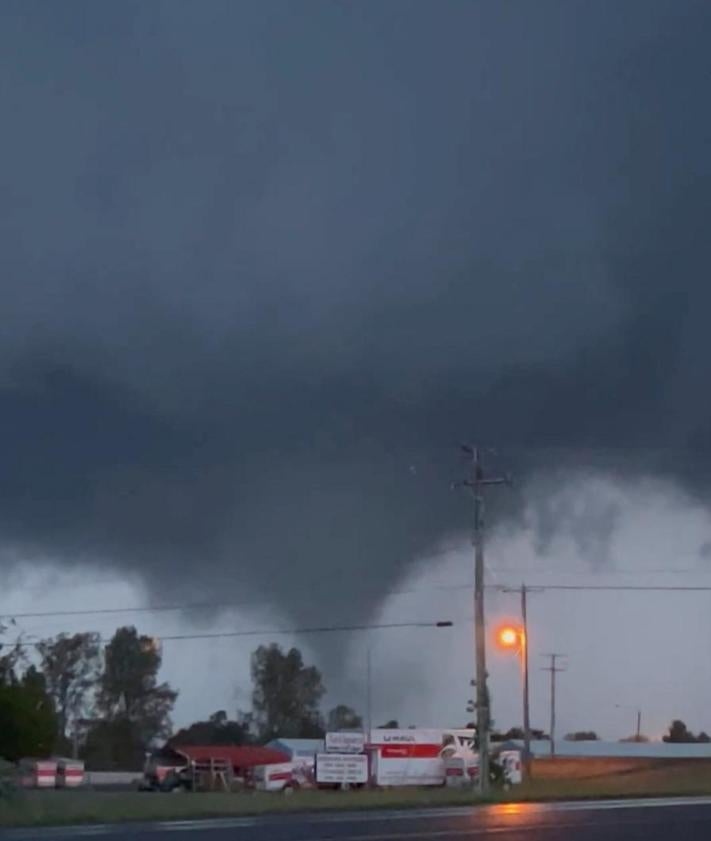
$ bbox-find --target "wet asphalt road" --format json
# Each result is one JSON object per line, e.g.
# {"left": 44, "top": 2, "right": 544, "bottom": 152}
{"left": 3, "top": 798, "right": 711, "bottom": 840}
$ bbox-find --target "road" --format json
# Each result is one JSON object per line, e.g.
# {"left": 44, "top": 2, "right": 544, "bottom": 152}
{"left": 4, "top": 798, "right": 711, "bottom": 840}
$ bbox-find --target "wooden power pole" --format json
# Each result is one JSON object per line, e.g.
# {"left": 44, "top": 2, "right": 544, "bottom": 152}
{"left": 501, "top": 583, "right": 543, "bottom": 779}
{"left": 454, "top": 446, "right": 511, "bottom": 795}
{"left": 541, "top": 653, "right": 567, "bottom": 758}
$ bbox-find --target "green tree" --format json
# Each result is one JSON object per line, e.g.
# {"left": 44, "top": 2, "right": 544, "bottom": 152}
{"left": 83, "top": 719, "right": 143, "bottom": 770}
{"left": 492, "top": 727, "right": 549, "bottom": 742}
{"left": 95, "top": 627, "right": 177, "bottom": 763}
{"left": 36, "top": 632, "right": 101, "bottom": 748}
{"left": 327, "top": 704, "right": 363, "bottom": 732}
{"left": 564, "top": 731, "right": 599, "bottom": 741}
{"left": 0, "top": 624, "right": 23, "bottom": 686}
{"left": 664, "top": 720, "right": 698, "bottom": 743}
{"left": 0, "top": 667, "right": 57, "bottom": 761}
{"left": 170, "top": 710, "right": 253, "bottom": 747}
{"left": 250, "top": 644, "right": 325, "bottom": 740}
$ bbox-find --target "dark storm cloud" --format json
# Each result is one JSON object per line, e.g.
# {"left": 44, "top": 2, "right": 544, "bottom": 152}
{"left": 1, "top": 0, "right": 711, "bottom": 620}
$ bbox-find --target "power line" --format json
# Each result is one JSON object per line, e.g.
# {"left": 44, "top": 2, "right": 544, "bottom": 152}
{"left": 489, "top": 567, "right": 711, "bottom": 576}
{"left": 494, "top": 584, "right": 711, "bottom": 592}
{"left": 7, "top": 579, "right": 711, "bottom": 624}
{"left": 0, "top": 584, "right": 475, "bottom": 621}
{"left": 8, "top": 619, "right": 455, "bottom": 648}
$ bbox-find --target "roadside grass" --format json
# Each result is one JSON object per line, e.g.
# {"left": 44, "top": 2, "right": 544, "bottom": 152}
{"left": 0, "top": 788, "right": 485, "bottom": 827}
{"left": 3, "top": 759, "right": 711, "bottom": 828}
{"left": 519, "top": 758, "right": 711, "bottom": 800}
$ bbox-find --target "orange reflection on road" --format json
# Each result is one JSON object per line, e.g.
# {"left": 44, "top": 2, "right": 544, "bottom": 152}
{"left": 493, "top": 802, "right": 526, "bottom": 817}
{"left": 488, "top": 801, "right": 545, "bottom": 823}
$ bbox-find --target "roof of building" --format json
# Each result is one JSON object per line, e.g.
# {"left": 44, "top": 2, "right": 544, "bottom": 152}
{"left": 174, "top": 745, "right": 289, "bottom": 768}
{"left": 266, "top": 738, "right": 325, "bottom": 756}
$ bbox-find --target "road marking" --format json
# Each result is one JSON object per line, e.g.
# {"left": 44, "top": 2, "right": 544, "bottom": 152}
{"left": 533, "top": 796, "right": 711, "bottom": 812}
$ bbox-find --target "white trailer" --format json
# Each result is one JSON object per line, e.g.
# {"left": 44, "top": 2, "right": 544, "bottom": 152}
{"left": 252, "top": 758, "right": 316, "bottom": 792}
{"left": 367, "top": 729, "right": 475, "bottom": 787}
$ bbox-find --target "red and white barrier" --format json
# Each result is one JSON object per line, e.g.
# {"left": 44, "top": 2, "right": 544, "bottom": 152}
{"left": 56, "top": 758, "right": 85, "bottom": 788}
{"left": 19, "top": 759, "right": 57, "bottom": 788}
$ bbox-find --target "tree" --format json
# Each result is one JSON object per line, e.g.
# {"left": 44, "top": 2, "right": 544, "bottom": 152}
{"left": 663, "top": 720, "right": 699, "bottom": 743}
{"left": 377, "top": 720, "right": 399, "bottom": 729}
{"left": 564, "top": 731, "right": 599, "bottom": 741}
{"left": 327, "top": 705, "right": 363, "bottom": 732}
{"left": 36, "top": 632, "right": 101, "bottom": 747}
{"left": 620, "top": 734, "right": 649, "bottom": 743}
{"left": 0, "top": 666, "right": 57, "bottom": 761}
{"left": 497, "top": 727, "right": 524, "bottom": 741}
{"left": 493, "top": 727, "right": 549, "bottom": 742}
{"left": 170, "top": 710, "right": 253, "bottom": 747}
{"left": 83, "top": 719, "right": 143, "bottom": 770}
{"left": 96, "top": 627, "right": 177, "bottom": 763}
{"left": 0, "top": 622, "right": 23, "bottom": 686}
{"left": 250, "top": 644, "right": 325, "bottom": 740}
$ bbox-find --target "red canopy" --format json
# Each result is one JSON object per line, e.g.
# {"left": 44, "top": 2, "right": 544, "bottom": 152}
{"left": 174, "top": 745, "right": 289, "bottom": 770}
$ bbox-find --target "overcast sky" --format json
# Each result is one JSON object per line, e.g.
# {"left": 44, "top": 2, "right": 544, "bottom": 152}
{"left": 2, "top": 0, "right": 711, "bottom": 738}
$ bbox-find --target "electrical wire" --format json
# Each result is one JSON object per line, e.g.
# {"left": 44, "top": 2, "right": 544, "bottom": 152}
{"left": 8, "top": 619, "right": 454, "bottom": 648}
{"left": 5, "top": 577, "right": 711, "bottom": 623}
{"left": 493, "top": 583, "right": 711, "bottom": 592}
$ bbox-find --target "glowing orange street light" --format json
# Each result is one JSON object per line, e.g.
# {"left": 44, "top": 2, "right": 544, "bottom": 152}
{"left": 496, "top": 624, "right": 524, "bottom": 652}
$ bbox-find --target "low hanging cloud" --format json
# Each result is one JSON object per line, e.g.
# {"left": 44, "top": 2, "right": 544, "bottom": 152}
{"left": 1, "top": 0, "right": 711, "bottom": 640}
{"left": 366, "top": 471, "right": 711, "bottom": 737}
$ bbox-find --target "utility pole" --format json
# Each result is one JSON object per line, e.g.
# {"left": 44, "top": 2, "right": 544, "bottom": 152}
{"left": 520, "top": 585, "right": 532, "bottom": 777}
{"left": 541, "top": 654, "right": 567, "bottom": 758}
{"left": 501, "top": 583, "right": 542, "bottom": 779}
{"left": 454, "top": 446, "right": 511, "bottom": 795}
{"left": 366, "top": 643, "right": 372, "bottom": 741}
{"left": 615, "top": 704, "right": 642, "bottom": 741}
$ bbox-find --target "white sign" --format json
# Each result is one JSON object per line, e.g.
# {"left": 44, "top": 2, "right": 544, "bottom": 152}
{"left": 325, "top": 731, "right": 365, "bottom": 754}
{"left": 372, "top": 755, "right": 444, "bottom": 787}
{"left": 315, "top": 753, "right": 368, "bottom": 785}
{"left": 369, "top": 728, "right": 444, "bottom": 745}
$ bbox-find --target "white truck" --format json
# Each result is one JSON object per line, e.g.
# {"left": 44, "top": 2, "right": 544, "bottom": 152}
{"left": 367, "top": 728, "right": 476, "bottom": 787}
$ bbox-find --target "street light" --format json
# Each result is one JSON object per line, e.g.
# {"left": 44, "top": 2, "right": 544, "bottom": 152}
{"left": 496, "top": 625, "right": 524, "bottom": 651}
{"left": 494, "top": 622, "right": 531, "bottom": 776}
